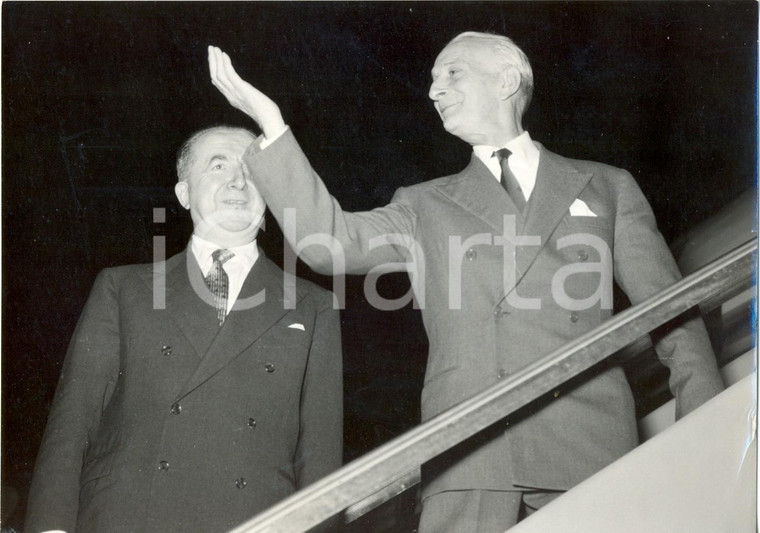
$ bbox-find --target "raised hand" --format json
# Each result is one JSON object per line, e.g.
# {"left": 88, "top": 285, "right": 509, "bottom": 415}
{"left": 208, "top": 46, "right": 286, "bottom": 139}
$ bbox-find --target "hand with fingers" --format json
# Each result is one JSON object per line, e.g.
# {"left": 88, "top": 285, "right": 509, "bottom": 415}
{"left": 207, "top": 45, "right": 287, "bottom": 140}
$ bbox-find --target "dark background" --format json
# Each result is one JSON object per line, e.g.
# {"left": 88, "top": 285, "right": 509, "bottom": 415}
{"left": 2, "top": 2, "right": 757, "bottom": 530}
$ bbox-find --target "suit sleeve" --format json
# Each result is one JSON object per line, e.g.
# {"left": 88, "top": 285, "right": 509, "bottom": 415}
{"left": 244, "top": 129, "right": 418, "bottom": 275}
{"left": 25, "top": 270, "right": 121, "bottom": 533}
{"left": 611, "top": 171, "right": 724, "bottom": 418}
{"left": 294, "top": 289, "right": 343, "bottom": 490}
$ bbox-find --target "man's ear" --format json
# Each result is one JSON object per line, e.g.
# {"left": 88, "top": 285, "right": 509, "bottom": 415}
{"left": 499, "top": 67, "right": 521, "bottom": 100}
{"left": 175, "top": 181, "right": 190, "bottom": 210}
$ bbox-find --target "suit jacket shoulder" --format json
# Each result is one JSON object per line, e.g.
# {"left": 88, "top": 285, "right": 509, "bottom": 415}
{"left": 396, "top": 155, "right": 487, "bottom": 198}
{"left": 92, "top": 255, "right": 176, "bottom": 293}
{"left": 538, "top": 145, "right": 639, "bottom": 194}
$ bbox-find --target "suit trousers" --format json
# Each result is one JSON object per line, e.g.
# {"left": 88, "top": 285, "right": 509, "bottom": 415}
{"left": 418, "top": 489, "right": 562, "bottom": 533}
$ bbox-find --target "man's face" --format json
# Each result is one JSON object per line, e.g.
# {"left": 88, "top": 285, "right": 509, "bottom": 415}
{"left": 429, "top": 39, "right": 507, "bottom": 146}
{"left": 175, "top": 129, "right": 265, "bottom": 247}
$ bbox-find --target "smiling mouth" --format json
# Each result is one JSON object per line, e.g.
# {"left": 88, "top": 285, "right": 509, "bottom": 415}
{"left": 222, "top": 199, "right": 247, "bottom": 205}
{"left": 439, "top": 102, "right": 459, "bottom": 116}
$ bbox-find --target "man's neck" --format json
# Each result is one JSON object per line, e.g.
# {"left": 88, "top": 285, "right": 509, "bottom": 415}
{"left": 491, "top": 121, "right": 524, "bottom": 148}
{"left": 192, "top": 229, "right": 259, "bottom": 250}
{"left": 464, "top": 124, "right": 524, "bottom": 148}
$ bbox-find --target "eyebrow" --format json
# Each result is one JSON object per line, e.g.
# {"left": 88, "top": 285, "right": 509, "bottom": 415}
{"left": 431, "top": 59, "right": 466, "bottom": 79}
{"left": 205, "top": 154, "right": 230, "bottom": 165}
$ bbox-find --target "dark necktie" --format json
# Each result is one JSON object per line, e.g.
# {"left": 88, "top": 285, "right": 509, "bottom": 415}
{"left": 205, "top": 249, "right": 235, "bottom": 326}
{"left": 493, "top": 148, "right": 527, "bottom": 211}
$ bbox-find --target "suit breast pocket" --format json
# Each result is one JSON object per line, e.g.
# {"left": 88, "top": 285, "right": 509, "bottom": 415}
{"left": 263, "top": 317, "right": 314, "bottom": 348}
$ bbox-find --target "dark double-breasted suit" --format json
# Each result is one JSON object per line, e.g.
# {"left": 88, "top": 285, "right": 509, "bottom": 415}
{"left": 26, "top": 248, "right": 342, "bottom": 533}
{"left": 243, "top": 130, "right": 722, "bottom": 499}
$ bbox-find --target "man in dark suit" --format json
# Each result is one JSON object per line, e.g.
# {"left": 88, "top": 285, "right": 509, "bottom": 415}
{"left": 25, "top": 126, "right": 343, "bottom": 533}
{"left": 208, "top": 30, "right": 723, "bottom": 532}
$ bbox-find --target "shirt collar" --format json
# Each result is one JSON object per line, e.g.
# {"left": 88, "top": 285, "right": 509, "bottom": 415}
{"left": 190, "top": 234, "right": 259, "bottom": 270}
{"left": 472, "top": 131, "right": 538, "bottom": 165}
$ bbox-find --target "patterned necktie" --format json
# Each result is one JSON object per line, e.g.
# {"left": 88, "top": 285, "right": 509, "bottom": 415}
{"left": 205, "top": 249, "right": 235, "bottom": 326}
{"left": 494, "top": 148, "right": 527, "bottom": 211}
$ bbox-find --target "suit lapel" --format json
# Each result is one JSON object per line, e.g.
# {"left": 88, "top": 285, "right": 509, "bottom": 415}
{"left": 141, "top": 249, "right": 221, "bottom": 358}
{"left": 436, "top": 155, "right": 523, "bottom": 236}
{"left": 177, "top": 252, "right": 294, "bottom": 399}
{"left": 501, "top": 147, "right": 593, "bottom": 301}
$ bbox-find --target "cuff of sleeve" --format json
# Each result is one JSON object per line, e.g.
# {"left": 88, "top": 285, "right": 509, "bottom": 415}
{"left": 259, "top": 125, "right": 290, "bottom": 150}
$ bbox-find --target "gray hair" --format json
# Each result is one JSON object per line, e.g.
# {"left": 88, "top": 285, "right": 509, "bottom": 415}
{"left": 448, "top": 31, "right": 534, "bottom": 119}
{"left": 176, "top": 126, "right": 256, "bottom": 182}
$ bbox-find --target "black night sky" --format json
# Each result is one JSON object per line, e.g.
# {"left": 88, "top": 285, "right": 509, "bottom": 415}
{"left": 2, "top": 2, "right": 757, "bottom": 531}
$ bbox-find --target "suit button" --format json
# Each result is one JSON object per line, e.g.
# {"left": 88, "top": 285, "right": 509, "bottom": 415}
{"left": 264, "top": 363, "right": 275, "bottom": 373}
{"left": 493, "top": 307, "right": 509, "bottom": 318}
{"left": 170, "top": 402, "right": 181, "bottom": 415}
{"left": 236, "top": 477, "right": 247, "bottom": 489}
{"left": 553, "top": 390, "right": 561, "bottom": 398}
{"left": 247, "top": 418, "right": 257, "bottom": 429}
{"left": 577, "top": 250, "right": 589, "bottom": 261}
{"left": 465, "top": 248, "right": 477, "bottom": 261}
{"left": 161, "top": 345, "right": 172, "bottom": 356}
{"left": 497, "top": 369, "right": 508, "bottom": 380}
{"left": 158, "top": 461, "right": 170, "bottom": 471}
{"left": 569, "top": 312, "right": 579, "bottom": 323}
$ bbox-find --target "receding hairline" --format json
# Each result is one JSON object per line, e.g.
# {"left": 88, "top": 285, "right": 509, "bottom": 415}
{"left": 183, "top": 126, "right": 257, "bottom": 151}
{"left": 450, "top": 31, "right": 499, "bottom": 43}
{"left": 433, "top": 32, "right": 522, "bottom": 70}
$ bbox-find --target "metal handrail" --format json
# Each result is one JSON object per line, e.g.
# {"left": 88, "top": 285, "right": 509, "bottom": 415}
{"left": 230, "top": 239, "right": 757, "bottom": 533}
{"left": 345, "top": 259, "right": 757, "bottom": 520}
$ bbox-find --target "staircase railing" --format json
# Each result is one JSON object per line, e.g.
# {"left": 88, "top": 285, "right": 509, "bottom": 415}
{"left": 230, "top": 239, "right": 757, "bottom": 533}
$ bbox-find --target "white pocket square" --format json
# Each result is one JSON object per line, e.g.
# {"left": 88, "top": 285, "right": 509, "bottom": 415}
{"left": 569, "top": 198, "right": 597, "bottom": 217}
{"left": 288, "top": 323, "right": 305, "bottom": 331}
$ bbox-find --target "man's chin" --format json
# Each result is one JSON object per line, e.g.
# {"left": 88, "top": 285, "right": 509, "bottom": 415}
{"left": 216, "top": 212, "right": 262, "bottom": 232}
{"left": 441, "top": 118, "right": 459, "bottom": 134}
{"left": 218, "top": 221, "right": 254, "bottom": 232}
{"left": 192, "top": 213, "right": 264, "bottom": 244}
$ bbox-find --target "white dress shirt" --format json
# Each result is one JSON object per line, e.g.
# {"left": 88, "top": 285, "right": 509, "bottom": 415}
{"left": 473, "top": 131, "right": 541, "bottom": 201}
{"left": 190, "top": 235, "right": 259, "bottom": 315}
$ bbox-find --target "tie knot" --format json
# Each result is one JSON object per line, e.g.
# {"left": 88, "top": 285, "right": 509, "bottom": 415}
{"left": 212, "top": 249, "right": 235, "bottom": 265}
{"left": 493, "top": 148, "right": 512, "bottom": 162}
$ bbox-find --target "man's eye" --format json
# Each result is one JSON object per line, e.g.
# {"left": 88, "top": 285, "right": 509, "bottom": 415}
{"left": 449, "top": 69, "right": 459, "bottom": 76}
{"left": 212, "top": 163, "right": 225, "bottom": 170}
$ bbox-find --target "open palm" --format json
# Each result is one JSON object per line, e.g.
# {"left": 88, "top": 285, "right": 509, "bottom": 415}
{"left": 208, "top": 46, "right": 286, "bottom": 138}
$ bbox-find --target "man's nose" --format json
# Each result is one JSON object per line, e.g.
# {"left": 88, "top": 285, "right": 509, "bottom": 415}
{"left": 227, "top": 166, "right": 249, "bottom": 189}
{"left": 429, "top": 80, "right": 447, "bottom": 101}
